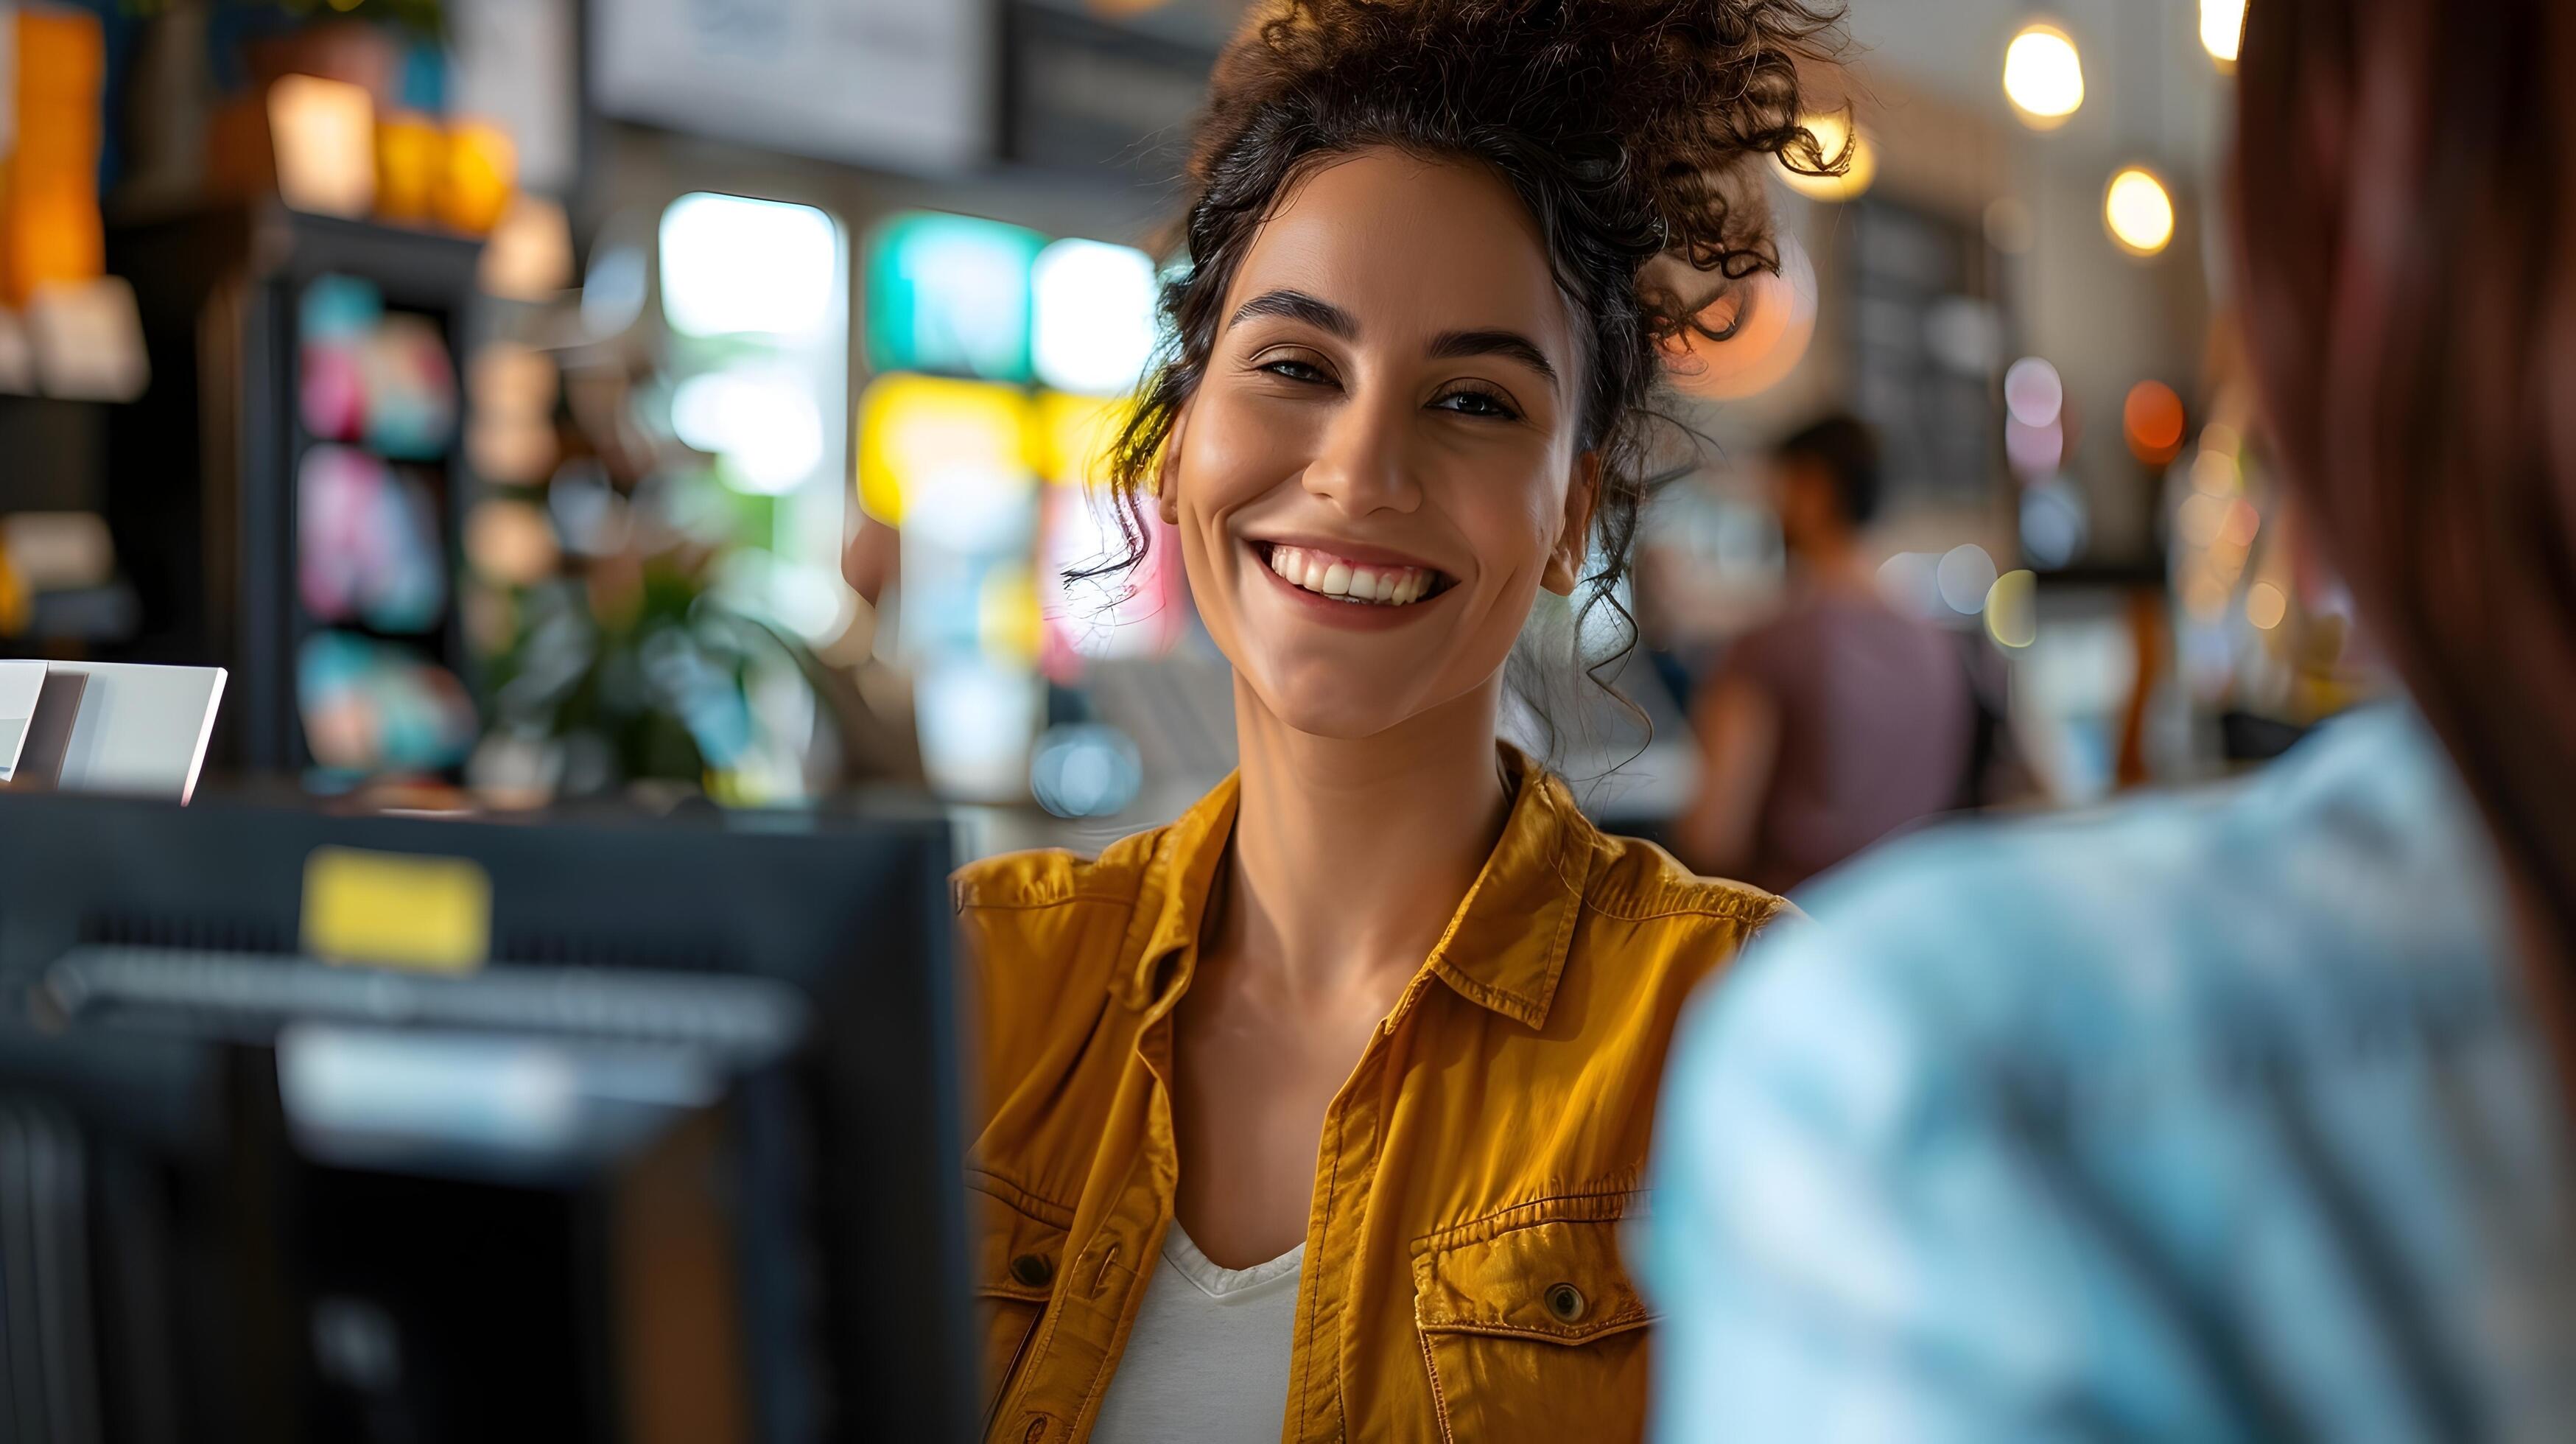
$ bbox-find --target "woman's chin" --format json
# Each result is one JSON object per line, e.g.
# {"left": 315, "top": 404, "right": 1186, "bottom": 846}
{"left": 1258, "top": 690, "right": 1411, "bottom": 742}
{"left": 1235, "top": 654, "right": 1493, "bottom": 742}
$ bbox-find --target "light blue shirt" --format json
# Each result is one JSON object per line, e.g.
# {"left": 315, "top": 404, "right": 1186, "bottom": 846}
{"left": 1642, "top": 707, "right": 2576, "bottom": 1443}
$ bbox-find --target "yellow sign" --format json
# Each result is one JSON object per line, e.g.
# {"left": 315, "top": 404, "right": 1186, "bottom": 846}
{"left": 854, "top": 374, "right": 1033, "bottom": 525}
{"left": 1034, "top": 391, "right": 1132, "bottom": 488}
{"left": 301, "top": 846, "right": 493, "bottom": 973}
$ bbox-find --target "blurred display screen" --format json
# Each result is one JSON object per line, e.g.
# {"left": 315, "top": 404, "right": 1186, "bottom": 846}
{"left": 659, "top": 192, "right": 843, "bottom": 341}
{"left": 855, "top": 374, "right": 1033, "bottom": 533}
{"left": 590, "top": 0, "right": 995, "bottom": 173}
{"left": 864, "top": 211, "right": 1045, "bottom": 382}
{"left": 1032, "top": 237, "right": 1159, "bottom": 395}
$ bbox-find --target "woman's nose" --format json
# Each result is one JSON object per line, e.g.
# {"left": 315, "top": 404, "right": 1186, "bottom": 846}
{"left": 1299, "top": 394, "right": 1421, "bottom": 515}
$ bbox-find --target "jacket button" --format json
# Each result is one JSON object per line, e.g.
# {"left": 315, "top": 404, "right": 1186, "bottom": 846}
{"left": 1010, "top": 1253, "right": 1055, "bottom": 1288}
{"left": 1544, "top": 1281, "right": 1587, "bottom": 1323}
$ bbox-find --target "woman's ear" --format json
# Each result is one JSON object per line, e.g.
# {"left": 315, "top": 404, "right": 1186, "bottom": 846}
{"left": 1541, "top": 452, "right": 1602, "bottom": 596}
{"left": 1154, "top": 400, "right": 1192, "bottom": 527}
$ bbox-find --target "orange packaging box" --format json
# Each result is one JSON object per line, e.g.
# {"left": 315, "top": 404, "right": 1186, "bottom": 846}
{"left": 1, "top": 5, "right": 108, "bottom": 308}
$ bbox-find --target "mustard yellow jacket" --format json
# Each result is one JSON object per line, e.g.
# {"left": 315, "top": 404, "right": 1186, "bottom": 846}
{"left": 953, "top": 747, "right": 1790, "bottom": 1443}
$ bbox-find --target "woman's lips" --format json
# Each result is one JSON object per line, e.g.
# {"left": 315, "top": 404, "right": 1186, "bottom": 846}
{"left": 1246, "top": 540, "right": 1455, "bottom": 628}
{"left": 1259, "top": 542, "right": 1444, "bottom": 605}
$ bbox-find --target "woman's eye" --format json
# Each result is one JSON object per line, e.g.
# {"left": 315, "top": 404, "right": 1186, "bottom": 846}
{"left": 1434, "top": 389, "right": 1520, "bottom": 420}
{"left": 1262, "top": 358, "right": 1330, "bottom": 384}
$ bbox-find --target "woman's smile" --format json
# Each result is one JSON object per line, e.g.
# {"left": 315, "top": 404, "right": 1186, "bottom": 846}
{"left": 1251, "top": 533, "right": 1454, "bottom": 601}
{"left": 1246, "top": 538, "right": 1459, "bottom": 630}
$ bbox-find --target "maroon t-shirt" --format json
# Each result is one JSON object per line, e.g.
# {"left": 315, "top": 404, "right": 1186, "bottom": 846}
{"left": 1719, "top": 588, "right": 1973, "bottom": 894}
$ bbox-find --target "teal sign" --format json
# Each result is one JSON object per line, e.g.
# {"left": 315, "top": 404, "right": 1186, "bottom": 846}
{"left": 864, "top": 212, "right": 1045, "bottom": 382}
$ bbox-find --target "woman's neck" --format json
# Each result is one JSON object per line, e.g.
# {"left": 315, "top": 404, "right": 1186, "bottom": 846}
{"left": 1218, "top": 675, "right": 1514, "bottom": 1006}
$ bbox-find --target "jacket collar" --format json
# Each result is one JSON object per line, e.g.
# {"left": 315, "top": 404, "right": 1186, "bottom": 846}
{"left": 1116, "top": 743, "right": 1596, "bottom": 1031}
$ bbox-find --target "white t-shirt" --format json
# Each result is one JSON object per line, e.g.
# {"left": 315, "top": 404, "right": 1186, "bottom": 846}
{"left": 1090, "top": 1222, "right": 1304, "bottom": 1442}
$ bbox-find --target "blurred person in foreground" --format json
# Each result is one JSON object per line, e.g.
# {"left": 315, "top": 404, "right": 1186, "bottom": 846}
{"left": 950, "top": 2, "right": 1847, "bottom": 1440}
{"left": 1641, "top": 0, "right": 2576, "bottom": 1437}
{"left": 1672, "top": 415, "right": 1971, "bottom": 892}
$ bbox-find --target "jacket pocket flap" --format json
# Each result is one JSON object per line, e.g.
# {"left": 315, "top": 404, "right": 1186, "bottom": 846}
{"left": 1411, "top": 1217, "right": 1649, "bottom": 1346}
{"left": 969, "top": 1180, "right": 1070, "bottom": 1302}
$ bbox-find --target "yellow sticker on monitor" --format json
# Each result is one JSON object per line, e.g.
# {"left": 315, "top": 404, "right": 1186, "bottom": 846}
{"left": 301, "top": 846, "right": 492, "bottom": 973}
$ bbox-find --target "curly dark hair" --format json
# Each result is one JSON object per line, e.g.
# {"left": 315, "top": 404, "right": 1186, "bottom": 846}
{"left": 1089, "top": 0, "right": 1849, "bottom": 735}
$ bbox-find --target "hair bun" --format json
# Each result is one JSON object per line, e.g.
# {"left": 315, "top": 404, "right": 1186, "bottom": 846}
{"left": 1201, "top": 0, "right": 1849, "bottom": 320}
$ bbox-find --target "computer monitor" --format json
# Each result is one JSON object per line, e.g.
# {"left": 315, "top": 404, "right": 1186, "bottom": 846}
{"left": 0, "top": 789, "right": 970, "bottom": 1443}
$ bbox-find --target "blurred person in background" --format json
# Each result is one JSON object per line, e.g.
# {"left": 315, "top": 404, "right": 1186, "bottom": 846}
{"left": 949, "top": 1, "right": 1848, "bottom": 1439}
{"left": 1642, "top": 0, "right": 2576, "bottom": 1438}
{"left": 1673, "top": 414, "right": 1972, "bottom": 893}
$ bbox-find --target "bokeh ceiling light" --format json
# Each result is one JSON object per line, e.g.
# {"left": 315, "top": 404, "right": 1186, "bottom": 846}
{"left": 1937, "top": 544, "right": 2000, "bottom": 615}
{"left": 1663, "top": 234, "right": 1818, "bottom": 400}
{"left": 1985, "top": 569, "right": 2039, "bottom": 648}
{"left": 2105, "top": 167, "right": 2176, "bottom": 256}
{"left": 2020, "top": 480, "right": 2088, "bottom": 568}
{"left": 2002, "top": 356, "right": 2064, "bottom": 427}
{"left": 2123, "top": 379, "right": 2187, "bottom": 463}
{"left": 2004, "top": 416, "right": 2063, "bottom": 480}
{"left": 2247, "top": 581, "right": 2288, "bottom": 630}
{"left": 2003, "top": 24, "right": 2085, "bottom": 129}
{"left": 2200, "top": 0, "right": 2247, "bottom": 63}
{"left": 1775, "top": 113, "right": 1875, "bottom": 202}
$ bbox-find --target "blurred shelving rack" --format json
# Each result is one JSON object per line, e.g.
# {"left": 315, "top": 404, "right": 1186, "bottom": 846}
{"left": 0, "top": 394, "right": 145, "bottom": 649}
{"left": 109, "top": 200, "right": 484, "bottom": 777}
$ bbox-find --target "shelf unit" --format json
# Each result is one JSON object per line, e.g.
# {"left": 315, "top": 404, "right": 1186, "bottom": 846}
{"left": 110, "top": 202, "right": 484, "bottom": 776}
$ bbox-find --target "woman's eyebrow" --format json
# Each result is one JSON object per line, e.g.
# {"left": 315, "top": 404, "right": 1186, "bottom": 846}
{"left": 1228, "top": 290, "right": 1559, "bottom": 387}
{"left": 1227, "top": 288, "right": 1359, "bottom": 339}
{"left": 1425, "top": 328, "right": 1558, "bottom": 384}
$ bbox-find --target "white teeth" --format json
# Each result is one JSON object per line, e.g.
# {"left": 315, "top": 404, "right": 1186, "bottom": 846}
{"left": 1257, "top": 543, "right": 1440, "bottom": 606}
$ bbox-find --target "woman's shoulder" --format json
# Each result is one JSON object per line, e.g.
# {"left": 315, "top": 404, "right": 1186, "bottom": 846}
{"left": 1548, "top": 821, "right": 1797, "bottom": 1012}
{"left": 947, "top": 823, "right": 1182, "bottom": 1001}
{"left": 1576, "top": 824, "right": 1792, "bottom": 933}
{"left": 950, "top": 825, "right": 1168, "bottom": 916}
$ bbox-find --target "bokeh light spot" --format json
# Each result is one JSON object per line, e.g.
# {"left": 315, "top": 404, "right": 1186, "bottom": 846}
{"left": 2124, "top": 379, "right": 2186, "bottom": 463}
{"left": 2247, "top": 581, "right": 2288, "bottom": 630}
{"left": 2105, "top": 167, "right": 2176, "bottom": 256}
{"left": 2004, "top": 24, "right": 2085, "bottom": 127}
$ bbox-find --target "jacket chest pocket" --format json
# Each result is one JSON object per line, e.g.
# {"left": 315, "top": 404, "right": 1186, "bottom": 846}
{"left": 969, "top": 1185, "right": 1070, "bottom": 1436}
{"left": 1411, "top": 1216, "right": 1654, "bottom": 1444}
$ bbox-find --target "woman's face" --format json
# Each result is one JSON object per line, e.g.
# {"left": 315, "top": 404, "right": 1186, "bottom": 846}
{"left": 1161, "top": 147, "right": 1596, "bottom": 741}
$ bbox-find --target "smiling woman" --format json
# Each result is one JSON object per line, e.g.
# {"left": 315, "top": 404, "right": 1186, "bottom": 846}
{"left": 950, "top": 3, "right": 1847, "bottom": 1441}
